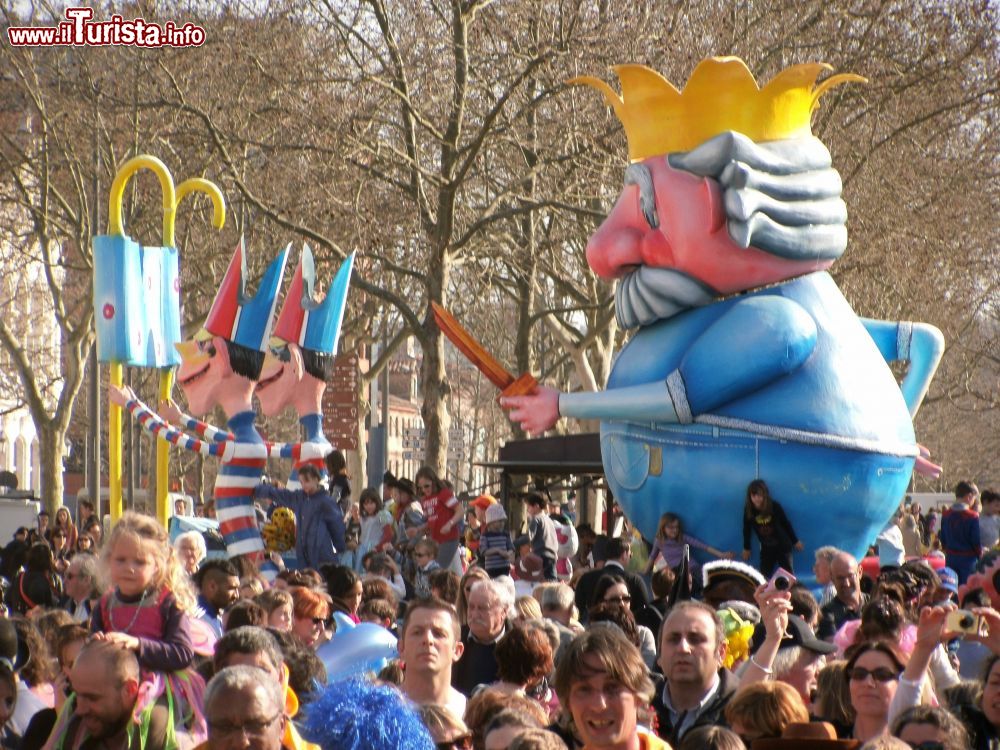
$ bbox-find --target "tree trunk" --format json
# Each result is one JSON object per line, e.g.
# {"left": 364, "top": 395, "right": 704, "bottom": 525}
{"left": 36, "top": 422, "right": 64, "bottom": 514}
{"left": 419, "top": 313, "right": 451, "bottom": 478}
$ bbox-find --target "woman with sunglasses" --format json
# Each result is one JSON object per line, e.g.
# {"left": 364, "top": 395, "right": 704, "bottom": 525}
{"left": 844, "top": 603, "right": 958, "bottom": 743}
{"left": 589, "top": 573, "right": 657, "bottom": 668}
{"left": 417, "top": 704, "right": 473, "bottom": 750}
{"left": 844, "top": 640, "right": 909, "bottom": 742}
{"left": 290, "top": 586, "right": 331, "bottom": 649}
{"left": 50, "top": 507, "right": 78, "bottom": 554}
{"left": 415, "top": 466, "right": 464, "bottom": 575}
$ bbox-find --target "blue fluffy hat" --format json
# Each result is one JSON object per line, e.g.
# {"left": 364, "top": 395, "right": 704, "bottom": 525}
{"left": 302, "top": 679, "right": 434, "bottom": 750}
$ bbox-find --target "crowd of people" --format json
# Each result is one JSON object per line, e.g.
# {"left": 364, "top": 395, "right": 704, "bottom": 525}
{"left": 0, "top": 474, "right": 998, "bottom": 750}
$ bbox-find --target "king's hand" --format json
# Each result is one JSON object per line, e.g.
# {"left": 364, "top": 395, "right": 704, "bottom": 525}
{"left": 158, "top": 398, "right": 183, "bottom": 424}
{"left": 500, "top": 386, "right": 560, "bottom": 436}
{"left": 299, "top": 442, "right": 334, "bottom": 462}
{"left": 108, "top": 384, "right": 138, "bottom": 407}
{"left": 914, "top": 443, "right": 942, "bottom": 479}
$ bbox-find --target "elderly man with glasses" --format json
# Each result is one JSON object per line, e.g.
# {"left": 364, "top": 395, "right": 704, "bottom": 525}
{"left": 202, "top": 666, "right": 287, "bottom": 750}
{"left": 452, "top": 579, "right": 509, "bottom": 696}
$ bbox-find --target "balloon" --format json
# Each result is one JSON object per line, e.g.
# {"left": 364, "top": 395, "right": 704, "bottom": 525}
{"left": 316, "top": 623, "right": 397, "bottom": 683}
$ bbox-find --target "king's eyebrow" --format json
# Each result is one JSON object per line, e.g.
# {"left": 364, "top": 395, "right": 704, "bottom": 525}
{"left": 624, "top": 163, "right": 660, "bottom": 229}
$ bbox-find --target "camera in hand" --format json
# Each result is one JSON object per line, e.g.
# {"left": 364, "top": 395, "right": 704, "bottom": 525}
{"left": 764, "top": 567, "right": 796, "bottom": 596}
{"left": 945, "top": 609, "right": 986, "bottom": 636}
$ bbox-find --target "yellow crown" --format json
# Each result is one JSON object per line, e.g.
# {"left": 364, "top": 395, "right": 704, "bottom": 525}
{"left": 570, "top": 56, "right": 865, "bottom": 162}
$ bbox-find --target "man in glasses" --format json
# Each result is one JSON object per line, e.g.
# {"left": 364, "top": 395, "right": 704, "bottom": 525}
{"left": 204, "top": 666, "right": 286, "bottom": 750}
{"left": 818, "top": 550, "right": 868, "bottom": 640}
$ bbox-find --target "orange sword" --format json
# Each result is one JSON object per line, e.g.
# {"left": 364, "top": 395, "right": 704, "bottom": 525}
{"left": 431, "top": 302, "right": 538, "bottom": 397}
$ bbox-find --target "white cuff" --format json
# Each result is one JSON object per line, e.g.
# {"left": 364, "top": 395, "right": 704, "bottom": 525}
{"left": 666, "top": 370, "right": 692, "bottom": 424}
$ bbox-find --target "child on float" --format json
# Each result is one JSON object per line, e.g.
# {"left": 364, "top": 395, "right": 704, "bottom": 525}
{"left": 87, "top": 511, "right": 206, "bottom": 746}
{"left": 644, "top": 511, "right": 734, "bottom": 577}
{"left": 352, "top": 488, "right": 396, "bottom": 574}
{"left": 479, "top": 504, "right": 515, "bottom": 579}
{"left": 741, "top": 478, "right": 804, "bottom": 577}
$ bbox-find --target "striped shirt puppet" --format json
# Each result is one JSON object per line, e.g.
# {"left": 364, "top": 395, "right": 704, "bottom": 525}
{"left": 121, "top": 393, "right": 330, "bottom": 558}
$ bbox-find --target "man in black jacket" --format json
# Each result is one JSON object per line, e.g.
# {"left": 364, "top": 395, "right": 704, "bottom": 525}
{"left": 652, "top": 600, "right": 740, "bottom": 746}
{"left": 817, "top": 550, "right": 868, "bottom": 640}
{"left": 452, "top": 579, "right": 508, "bottom": 696}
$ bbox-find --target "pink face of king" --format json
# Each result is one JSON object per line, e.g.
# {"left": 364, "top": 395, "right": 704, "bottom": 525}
{"left": 585, "top": 157, "right": 833, "bottom": 295}
{"left": 255, "top": 345, "right": 300, "bottom": 417}
{"left": 175, "top": 336, "right": 234, "bottom": 416}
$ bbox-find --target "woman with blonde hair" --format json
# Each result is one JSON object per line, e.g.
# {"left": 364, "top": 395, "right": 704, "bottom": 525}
{"left": 514, "top": 595, "right": 542, "bottom": 621}
{"left": 724, "top": 681, "right": 809, "bottom": 744}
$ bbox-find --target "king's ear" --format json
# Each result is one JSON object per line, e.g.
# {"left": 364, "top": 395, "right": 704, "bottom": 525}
{"left": 703, "top": 178, "right": 725, "bottom": 234}
{"left": 290, "top": 344, "right": 305, "bottom": 379}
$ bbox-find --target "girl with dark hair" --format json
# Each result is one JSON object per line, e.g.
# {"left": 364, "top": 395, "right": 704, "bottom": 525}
{"left": 741, "top": 478, "right": 803, "bottom": 576}
{"left": 415, "top": 466, "right": 463, "bottom": 574}
{"left": 50, "top": 508, "right": 78, "bottom": 556}
{"left": 82, "top": 517, "right": 103, "bottom": 548}
{"left": 322, "top": 564, "right": 363, "bottom": 626}
{"left": 48, "top": 528, "right": 72, "bottom": 575}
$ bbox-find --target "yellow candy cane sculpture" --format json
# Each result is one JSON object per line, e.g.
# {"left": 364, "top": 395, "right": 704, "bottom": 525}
{"left": 94, "top": 158, "right": 224, "bottom": 523}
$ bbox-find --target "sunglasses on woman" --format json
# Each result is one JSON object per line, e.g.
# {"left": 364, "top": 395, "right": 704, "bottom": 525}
{"left": 847, "top": 666, "right": 899, "bottom": 682}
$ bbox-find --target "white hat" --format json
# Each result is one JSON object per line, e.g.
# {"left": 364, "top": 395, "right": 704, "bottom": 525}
{"left": 484, "top": 504, "right": 507, "bottom": 525}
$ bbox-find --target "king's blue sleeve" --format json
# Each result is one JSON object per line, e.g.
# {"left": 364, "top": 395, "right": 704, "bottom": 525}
{"left": 561, "top": 297, "right": 817, "bottom": 422}
{"left": 860, "top": 319, "right": 944, "bottom": 417}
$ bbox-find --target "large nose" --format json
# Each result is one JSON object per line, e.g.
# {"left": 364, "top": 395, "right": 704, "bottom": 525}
{"left": 230, "top": 728, "right": 252, "bottom": 750}
{"left": 175, "top": 339, "right": 200, "bottom": 360}
{"left": 586, "top": 217, "right": 645, "bottom": 280}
